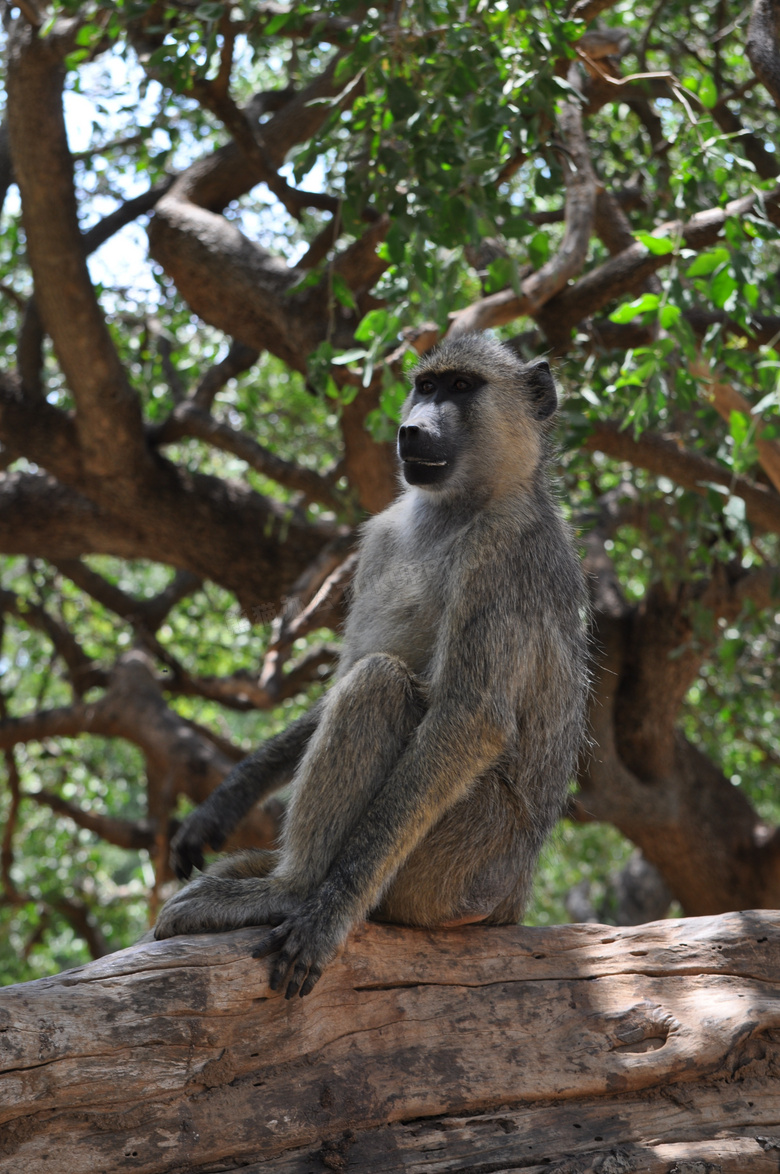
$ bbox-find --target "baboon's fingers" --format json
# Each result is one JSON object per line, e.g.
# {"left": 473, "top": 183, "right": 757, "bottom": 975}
{"left": 284, "top": 960, "right": 310, "bottom": 1000}
{"left": 252, "top": 923, "right": 290, "bottom": 961}
{"left": 298, "top": 966, "right": 323, "bottom": 998}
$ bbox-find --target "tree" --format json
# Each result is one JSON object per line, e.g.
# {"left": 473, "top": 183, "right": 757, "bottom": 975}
{"left": 0, "top": 0, "right": 779, "bottom": 983}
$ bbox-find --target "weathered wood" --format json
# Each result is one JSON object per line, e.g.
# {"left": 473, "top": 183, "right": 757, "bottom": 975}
{"left": 2, "top": 912, "right": 780, "bottom": 1173}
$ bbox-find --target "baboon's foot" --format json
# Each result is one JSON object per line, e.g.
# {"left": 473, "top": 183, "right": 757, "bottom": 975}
{"left": 154, "top": 875, "right": 298, "bottom": 939}
{"left": 253, "top": 893, "right": 352, "bottom": 1000}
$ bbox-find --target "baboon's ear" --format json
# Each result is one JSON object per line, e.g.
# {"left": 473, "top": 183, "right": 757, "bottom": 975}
{"left": 524, "top": 359, "right": 557, "bottom": 420}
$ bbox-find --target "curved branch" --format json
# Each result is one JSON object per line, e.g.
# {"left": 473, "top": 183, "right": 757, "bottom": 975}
{"left": 152, "top": 402, "right": 343, "bottom": 509}
{"left": 692, "top": 359, "right": 780, "bottom": 494}
{"left": 0, "top": 470, "right": 330, "bottom": 613}
{"left": 192, "top": 341, "right": 259, "bottom": 411}
{"left": 0, "top": 373, "right": 83, "bottom": 482}
{"left": 6, "top": 24, "right": 147, "bottom": 478}
{"left": 0, "top": 587, "right": 105, "bottom": 695}
{"left": 582, "top": 419, "right": 780, "bottom": 534}
{"left": 538, "top": 187, "right": 780, "bottom": 344}
{"left": 450, "top": 84, "right": 597, "bottom": 335}
{"left": 53, "top": 560, "right": 201, "bottom": 632}
{"left": 81, "top": 179, "right": 175, "bottom": 255}
{"left": 27, "top": 789, "right": 155, "bottom": 851}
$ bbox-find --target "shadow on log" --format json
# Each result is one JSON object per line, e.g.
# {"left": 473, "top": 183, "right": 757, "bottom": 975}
{"left": 2, "top": 912, "right": 780, "bottom": 1172}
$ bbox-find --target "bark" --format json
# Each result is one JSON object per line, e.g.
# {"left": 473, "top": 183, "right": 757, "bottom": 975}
{"left": 748, "top": 0, "right": 780, "bottom": 109}
{"left": 1, "top": 913, "right": 780, "bottom": 1173}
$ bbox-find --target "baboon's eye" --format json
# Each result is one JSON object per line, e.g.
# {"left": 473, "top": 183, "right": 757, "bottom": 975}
{"left": 454, "top": 378, "right": 471, "bottom": 392}
{"left": 418, "top": 379, "right": 435, "bottom": 395}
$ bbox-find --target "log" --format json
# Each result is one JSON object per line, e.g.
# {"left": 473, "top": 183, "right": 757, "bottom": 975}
{"left": 2, "top": 912, "right": 780, "bottom": 1173}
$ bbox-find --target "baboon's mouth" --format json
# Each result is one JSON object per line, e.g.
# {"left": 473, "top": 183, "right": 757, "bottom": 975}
{"left": 403, "top": 458, "right": 448, "bottom": 467}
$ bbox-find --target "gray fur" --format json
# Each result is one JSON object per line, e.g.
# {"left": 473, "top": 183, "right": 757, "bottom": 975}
{"left": 155, "top": 333, "right": 589, "bottom": 999}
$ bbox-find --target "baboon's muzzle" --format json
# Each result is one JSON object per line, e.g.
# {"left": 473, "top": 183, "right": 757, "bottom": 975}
{"left": 398, "top": 419, "right": 453, "bottom": 486}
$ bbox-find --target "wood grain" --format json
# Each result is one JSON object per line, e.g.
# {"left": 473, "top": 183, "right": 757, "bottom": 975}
{"left": 1, "top": 911, "right": 780, "bottom": 1173}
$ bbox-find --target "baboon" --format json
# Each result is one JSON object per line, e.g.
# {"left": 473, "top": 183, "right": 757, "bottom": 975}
{"left": 155, "top": 333, "right": 589, "bottom": 998}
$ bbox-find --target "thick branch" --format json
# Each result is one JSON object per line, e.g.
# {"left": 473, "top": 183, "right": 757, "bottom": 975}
{"left": 747, "top": 0, "right": 780, "bottom": 109}
{"left": 0, "top": 470, "right": 330, "bottom": 613}
{"left": 4, "top": 914, "right": 780, "bottom": 1172}
{"left": 0, "top": 373, "right": 83, "bottom": 482}
{"left": 6, "top": 25, "right": 147, "bottom": 478}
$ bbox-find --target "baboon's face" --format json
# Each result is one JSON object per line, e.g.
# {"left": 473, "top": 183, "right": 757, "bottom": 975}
{"left": 398, "top": 367, "right": 486, "bottom": 488}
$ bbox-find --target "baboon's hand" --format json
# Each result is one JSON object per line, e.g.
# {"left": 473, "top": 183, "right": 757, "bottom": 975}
{"left": 252, "top": 897, "right": 350, "bottom": 999}
{"left": 154, "top": 875, "right": 292, "bottom": 939}
{"left": 169, "top": 810, "right": 227, "bottom": 880}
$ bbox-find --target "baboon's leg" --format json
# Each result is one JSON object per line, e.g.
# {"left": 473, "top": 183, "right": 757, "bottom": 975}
{"left": 376, "top": 772, "right": 538, "bottom": 927}
{"left": 274, "top": 652, "right": 427, "bottom": 892}
{"left": 155, "top": 654, "right": 425, "bottom": 939}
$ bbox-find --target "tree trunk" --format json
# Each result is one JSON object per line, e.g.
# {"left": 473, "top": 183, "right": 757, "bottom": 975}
{"left": 2, "top": 913, "right": 780, "bottom": 1174}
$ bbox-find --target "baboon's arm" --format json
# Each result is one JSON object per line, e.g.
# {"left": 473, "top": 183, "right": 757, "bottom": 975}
{"left": 170, "top": 701, "right": 323, "bottom": 879}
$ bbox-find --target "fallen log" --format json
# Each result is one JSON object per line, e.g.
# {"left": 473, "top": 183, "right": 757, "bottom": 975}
{"left": 2, "top": 911, "right": 780, "bottom": 1173}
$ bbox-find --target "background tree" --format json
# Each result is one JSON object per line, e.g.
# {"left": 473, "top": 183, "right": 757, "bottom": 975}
{"left": 1, "top": 0, "right": 779, "bottom": 984}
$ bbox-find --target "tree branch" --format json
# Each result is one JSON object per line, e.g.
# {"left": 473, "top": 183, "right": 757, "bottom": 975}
{"left": 53, "top": 561, "right": 201, "bottom": 632}
{"left": 450, "top": 81, "right": 597, "bottom": 335}
{"left": 27, "top": 788, "right": 155, "bottom": 851}
{"left": 152, "top": 402, "right": 343, "bottom": 509}
{"left": 0, "top": 586, "right": 105, "bottom": 695}
{"left": 747, "top": 0, "right": 780, "bottom": 109}
{"left": 81, "top": 179, "right": 175, "bottom": 255}
{"left": 538, "top": 187, "right": 780, "bottom": 344}
{"left": 691, "top": 358, "right": 780, "bottom": 494}
{"left": 192, "top": 341, "right": 260, "bottom": 411}
{"left": 582, "top": 419, "right": 780, "bottom": 534}
{"left": 6, "top": 24, "right": 148, "bottom": 478}
{"left": 0, "top": 469, "right": 330, "bottom": 613}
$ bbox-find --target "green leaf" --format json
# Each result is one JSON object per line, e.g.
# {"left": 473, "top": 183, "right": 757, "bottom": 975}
{"left": 263, "top": 11, "right": 296, "bottom": 35}
{"left": 660, "top": 304, "right": 682, "bottom": 328}
{"left": 729, "top": 409, "right": 749, "bottom": 446}
{"left": 484, "top": 256, "right": 514, "bottom": 294}
{"left": 635, "top": 231, "right": 675, "bottom": 256}
{"left": 528, "top": 231, "right": 550, "bottom": 269}
{"left": 75, "top": 23, "right": 100, "bottom": 47}
{"left": 330, "top": 274, "right": 356, "bottom": 309}
{"left": 685, "top": 248, "right": 730, "bottom": 277}
{"left": 354, "top": 309, "right": 389, "bottom": 343}
{"left": 710, "top": 269, "right": 738, "bottom": 311}
{"left": 609, "top": 294, "right": 660, "bottom": 323}
{"left": 698, "top": 73, "right": 718, "bottom": 108}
